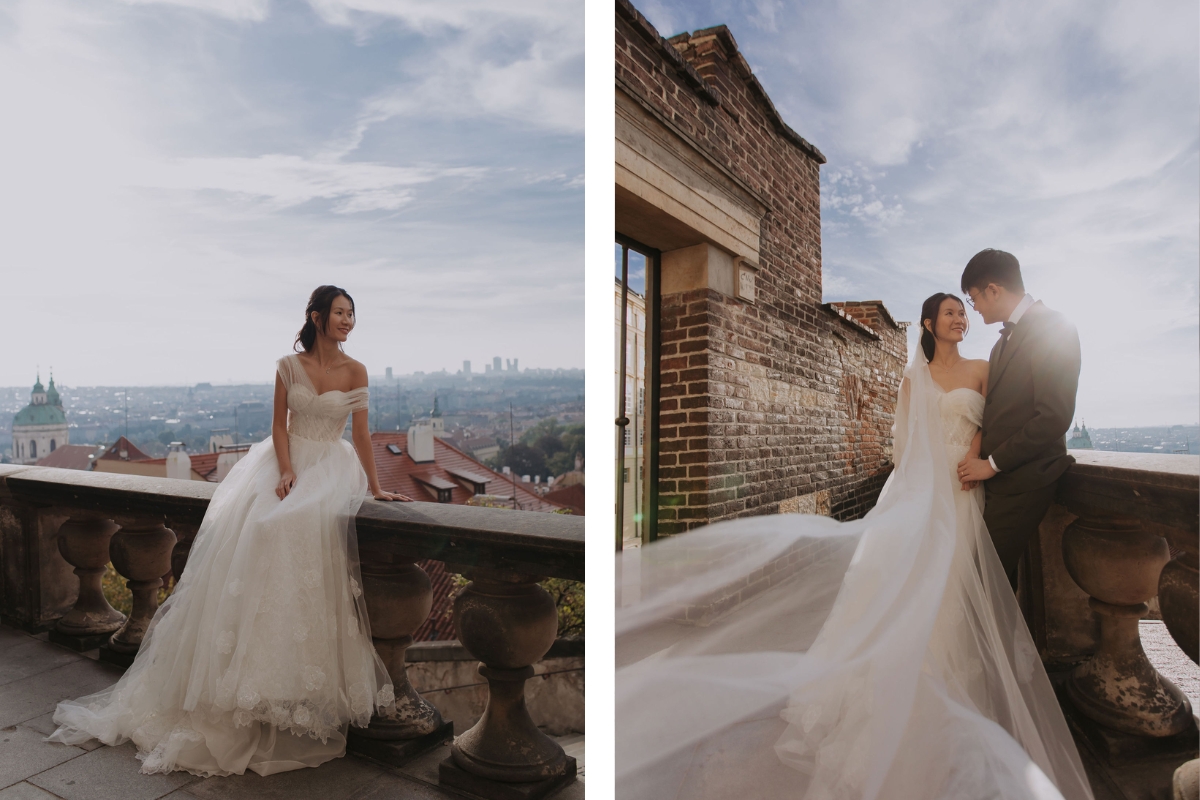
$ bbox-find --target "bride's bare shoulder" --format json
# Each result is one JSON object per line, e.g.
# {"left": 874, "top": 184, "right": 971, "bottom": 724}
{"left": 969, "top": 359, "right": 989, "bottom": 393}
{"left": 347, "top": 358, "right": 369, "bottom": 388}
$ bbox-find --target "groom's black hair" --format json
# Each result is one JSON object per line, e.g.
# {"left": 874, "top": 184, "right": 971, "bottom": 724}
{"left": 961, "top": 249, "right": 1024, "bottom": 294}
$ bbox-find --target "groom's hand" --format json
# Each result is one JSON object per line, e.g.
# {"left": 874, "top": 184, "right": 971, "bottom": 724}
{"left": 957, "top": 455, "right": 997, "bottom": 484}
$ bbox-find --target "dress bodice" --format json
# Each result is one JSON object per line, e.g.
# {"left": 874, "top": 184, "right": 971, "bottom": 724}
{"left": 938, "top": 387, "right": 985, "bottom": 449}
{"left": 277, "top": 355, "right": 368, "bottom": 442}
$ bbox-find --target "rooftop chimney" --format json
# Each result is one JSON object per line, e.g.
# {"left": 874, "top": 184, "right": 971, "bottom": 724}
{"left": 166, "top": 442, "right": 191, "bottom": 481}
{"left": 408, "top": 423, "right": 435, "bottom": 463}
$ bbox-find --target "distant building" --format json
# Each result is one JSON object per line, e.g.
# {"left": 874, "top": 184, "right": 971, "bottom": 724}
{"left": 35, "top": 444, "right": 105, "bottom": 471}
{"left": 207, "top": 429, "right": 234, "bottom": 453}
{"left": 1067, "top": 420, "right": 1094, "bottom": 450}
{"left": 92, "top": 435, "right": 225, "bottom": 481}
{"left": 615, "top": 278, "right": 647, "bottom": 544}
{"left": 493, "top": 356, "right": 502, "bottom": 373}
{"left": 386, "top": 367, "right": 393, "bottom": 382}
{"left": 12, "top": 372, "right": 69, "bottom": 464}
{"left": 463, "top": 360, "right": 471, "bottom": 375}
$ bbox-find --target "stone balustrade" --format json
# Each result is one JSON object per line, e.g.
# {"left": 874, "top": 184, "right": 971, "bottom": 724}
{"left": 0, "top": 464, "right": 583, "bottom": 800}
{"left": 1022, "top": 451, "right": 1198, "bottom": 797}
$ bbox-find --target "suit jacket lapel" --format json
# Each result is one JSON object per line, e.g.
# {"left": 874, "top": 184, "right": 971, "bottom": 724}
{"left": 988, "top": 301, "right": 1042, "bottom": 394}
{"left": 986, "top": 339, "right": 1003, "bottom": 395}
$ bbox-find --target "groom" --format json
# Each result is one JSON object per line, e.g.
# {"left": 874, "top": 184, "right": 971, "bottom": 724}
{"left": 956, "top": 249, "right": 1081, "bottom": 592}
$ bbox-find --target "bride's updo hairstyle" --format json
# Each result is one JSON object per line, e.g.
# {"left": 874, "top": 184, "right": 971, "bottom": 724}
{"left": 919, "top": 292, "right": 967, "bottom": 362}
{"left": 294, "top": 285, "right": 355, "bottom": 353}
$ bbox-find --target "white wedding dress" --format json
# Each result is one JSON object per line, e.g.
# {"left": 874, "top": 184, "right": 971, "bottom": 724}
{"left": 616, "top": 348, "right": 1094, "bottom": 800}
{"left": 47, "top": 355, "right": 396, "bottom": 777}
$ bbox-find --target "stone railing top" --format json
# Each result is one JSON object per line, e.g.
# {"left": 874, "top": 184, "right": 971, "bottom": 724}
{"left": 1060, "top": 450, "right": 1199, "bottom": 556}
{"left": 1068, "top": 449, "right": 1200, "bottom": 480}
{"left": 0, "top": 465, "right": 584, "bottom": 582}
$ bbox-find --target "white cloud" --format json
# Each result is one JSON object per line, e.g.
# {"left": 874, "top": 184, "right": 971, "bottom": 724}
{"left": 643, "top": 0, "right": 1198, "bottom": 426}
{"left": 117, "top": 0, "right": 269, "bottom": 21}
{"left": 1, "top": 0, "right": 582, "bottom": 386}
{"left": 128, "top": 155, "right": 486, "bottom": 213}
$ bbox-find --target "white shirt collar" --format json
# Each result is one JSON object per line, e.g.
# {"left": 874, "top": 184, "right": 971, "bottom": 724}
{"left": 1008, "top": 293, "right": 1035, "bottom": 325}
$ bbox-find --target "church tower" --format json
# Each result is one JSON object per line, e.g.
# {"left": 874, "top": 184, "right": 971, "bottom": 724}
{"left": 11, "top": 371, "right": 70, "bottom": 464}
{"left": 430, "top": 393, "right": 445, "bottom": 439}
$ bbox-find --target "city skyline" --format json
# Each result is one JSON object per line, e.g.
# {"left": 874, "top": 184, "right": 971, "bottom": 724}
{"left": 2, "top": 0, "right": 584, "bottom": 388}
{"left": 638, "top": 0, "right": 1198, "bottom": 428}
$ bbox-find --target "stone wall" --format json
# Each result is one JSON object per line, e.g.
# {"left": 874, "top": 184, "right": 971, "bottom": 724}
{"left": 618, "top": 1, "right": 908, "bottom": 534}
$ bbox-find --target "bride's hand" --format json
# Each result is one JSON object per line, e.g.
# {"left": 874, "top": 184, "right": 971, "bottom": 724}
{"left": 372, "top": 489, "right": 414, "bottom": 502}
{"left": 276, "top": 470, "right": 297, "bottom": 500}
{"left": 960, "top": 480, "right": 979, "bottom": 491}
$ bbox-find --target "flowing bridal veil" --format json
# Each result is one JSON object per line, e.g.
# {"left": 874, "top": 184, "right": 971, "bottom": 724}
{"left": 616, "top": 347, "right": 1093, "bottom": 800}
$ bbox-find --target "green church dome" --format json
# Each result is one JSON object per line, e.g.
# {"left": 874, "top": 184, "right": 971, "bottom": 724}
{"left": 13, "top": 403, "right": 67, "bottom": 427}
{"left": 12, "top": 371, "right": 67, "bottom": 429}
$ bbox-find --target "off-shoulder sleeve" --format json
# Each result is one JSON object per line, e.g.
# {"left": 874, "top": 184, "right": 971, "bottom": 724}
{"left": 346, "top": 387, "right": 369, "bottom": 413}
{"left": 276, "top": 356, "right": 294, "bottom": 389}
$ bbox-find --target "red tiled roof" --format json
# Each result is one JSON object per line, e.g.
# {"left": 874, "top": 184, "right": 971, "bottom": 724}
{"left": 140, "top": 451, "right": 222, "bottom": 482}
{"left": 97, "top": 436, "right": 152, "bottom": 462}
{"left": 413, "top": 560, "right": 459, "bottom": 642}
{"left": 544, "top": 483, "right": 584, "bottom": 516}
{"left": 35, "top": 445, "right": 100, "bottom": 471}
{"left": 369, "top": 431, "right": 566, "bottom": 642}
{"left": 370, "top": 432, "right": 564, "bottom": 513}
{"left": 189, "top": 452, "right": 221, "bottom": 481}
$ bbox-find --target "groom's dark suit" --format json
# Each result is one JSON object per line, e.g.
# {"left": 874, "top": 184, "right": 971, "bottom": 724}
{"left": 981, "top": 300, "right": 1081, "bottom": 590}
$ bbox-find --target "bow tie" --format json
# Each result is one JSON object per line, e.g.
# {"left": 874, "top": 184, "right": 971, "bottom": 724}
{"left": 1000, "top": 321, "right": 1017, "bottom": 339}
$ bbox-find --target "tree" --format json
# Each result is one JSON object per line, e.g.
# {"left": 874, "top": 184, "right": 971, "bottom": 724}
{"left": 501, "top": 443, "right": 546, "bottom": 477}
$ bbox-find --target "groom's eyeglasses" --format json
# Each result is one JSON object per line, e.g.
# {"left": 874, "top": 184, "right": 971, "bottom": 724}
{"left": 965, "top": 291, "right": 981, "bottom": 309}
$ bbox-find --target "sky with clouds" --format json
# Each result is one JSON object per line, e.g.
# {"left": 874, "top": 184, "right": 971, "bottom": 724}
{"left": 636, "top": 0, "right": 1198, "bottom": 427}
{"left": 2, "top": 0, "right": 582, "bottom": 387}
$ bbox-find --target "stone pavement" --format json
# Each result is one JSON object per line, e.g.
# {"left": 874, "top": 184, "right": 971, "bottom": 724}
{"left": 0, "top": 624, "right": 584, "bottom": 800}
{"left": 1141, "top": 620, "right": 1199, "bottom": 711}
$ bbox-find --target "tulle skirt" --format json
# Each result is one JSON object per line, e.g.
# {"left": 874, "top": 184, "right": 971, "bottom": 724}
{"left": 47, "top": 434, "right": 395, "bottom": 777}
{"left": 615, "top": 442, "right": 1093, "bottom": 800}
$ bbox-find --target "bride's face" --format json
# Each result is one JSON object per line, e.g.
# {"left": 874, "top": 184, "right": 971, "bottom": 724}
{"left": 315, "top": 296, "right": 356, "bottom": 343}
{"left": 931, "top": 298, "right": 967, "bottom": 343}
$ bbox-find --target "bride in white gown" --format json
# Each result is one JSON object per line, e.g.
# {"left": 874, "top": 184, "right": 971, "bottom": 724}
{"left": 616, "top": 293, "right": 1094, "bottom": 800}
{"left": 47, "top": 285, "right": 413, "bottom": 777}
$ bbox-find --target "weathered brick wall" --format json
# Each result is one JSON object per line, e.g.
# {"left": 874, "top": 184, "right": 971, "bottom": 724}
{"left": 618, "top": 1, "right": 909, "bottom": 533}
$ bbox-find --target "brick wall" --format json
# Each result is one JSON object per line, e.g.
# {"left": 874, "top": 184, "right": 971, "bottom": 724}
{"left": 618, "top": 1, "right": 909, "bottom": 533}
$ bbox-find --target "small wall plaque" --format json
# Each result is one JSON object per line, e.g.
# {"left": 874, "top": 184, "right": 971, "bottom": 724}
{"left": 735, "top": 257, "right": 758, "bottom": 303}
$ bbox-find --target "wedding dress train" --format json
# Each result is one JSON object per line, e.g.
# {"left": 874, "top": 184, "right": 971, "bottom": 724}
{"left": 616, "top": 348, "right": 1094, "bottom": 800}
{"left": 47, "top": 355, "right": 395, "bottom": 777}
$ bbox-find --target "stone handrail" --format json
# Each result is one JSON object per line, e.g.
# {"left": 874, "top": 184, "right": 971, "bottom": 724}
{"left": 0, "top": 464, "right": 583, "bottom": 797}
{"left": 1028, "top": 450, "right": 1198, "bottom": 783}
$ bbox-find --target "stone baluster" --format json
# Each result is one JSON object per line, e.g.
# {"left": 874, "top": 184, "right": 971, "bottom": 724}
{"left": 168, "top": 520, "right": 201, "bottom": 588}
{"left": 1062, "top": 515, "right": 1194, "bottom": 737}
{"left": 104, "top": 517, "right": 177, "bottom": 665}
{"left": 439, "top": 566, "right": 576, "bottom": 796}
{"left": 50, "top": 515, "right": 125, "bottom": 650}
{"left": 348, "top": 554, "right": 451, "bottom": 762}
{"left": 1158, "top": 550, "right": 1198, "bottom": 665}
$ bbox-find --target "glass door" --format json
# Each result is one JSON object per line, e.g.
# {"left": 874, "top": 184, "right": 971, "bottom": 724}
{"left": 615, "top": 237, "right": 659, "bottom": 550}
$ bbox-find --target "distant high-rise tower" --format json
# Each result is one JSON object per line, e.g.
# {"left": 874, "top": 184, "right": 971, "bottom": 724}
{"left": 463, "top": 360, "right": 471, "bottom": 375}
{"left": 493, "top": 356, "right": 502, "bottom": 373}
{"left": 386, "top": 367, "right": 393, "bottom": 382}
